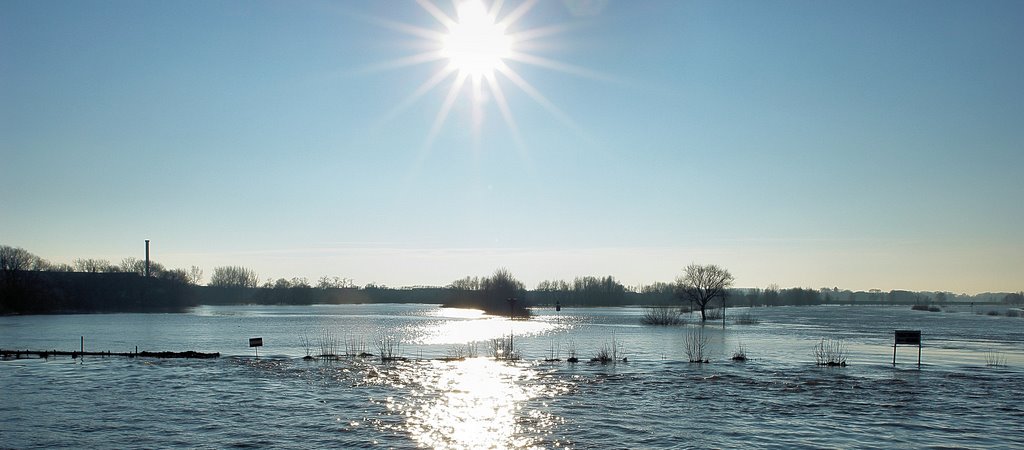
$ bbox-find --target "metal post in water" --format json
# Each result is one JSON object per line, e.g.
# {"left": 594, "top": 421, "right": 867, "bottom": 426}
{"left": 145, "top": 240, "right": 151, "bottom": 277}
{"left": 723, "top": 297, "right": 727, "bottom": 328}
{"left": 81, "top": 336, "right": 84, "bottom": 353}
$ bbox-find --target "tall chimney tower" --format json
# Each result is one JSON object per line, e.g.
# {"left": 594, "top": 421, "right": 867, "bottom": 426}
{"left": 145, "top": 239, "right": 151, "bottom": 277}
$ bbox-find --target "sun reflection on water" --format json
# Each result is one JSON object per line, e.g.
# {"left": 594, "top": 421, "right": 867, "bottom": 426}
{"left": 416, "top": 316, "right": 563, "bottom": 347}
{"left": 378, "top": 358, "right": 566, "bottom": 449}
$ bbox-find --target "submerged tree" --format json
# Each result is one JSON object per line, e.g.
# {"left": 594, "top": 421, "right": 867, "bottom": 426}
{"left": 444, "top": 268, "right": 528, "bottom": 316}
{"left": 676, "top": 263, "right": 734, "bottom": 322}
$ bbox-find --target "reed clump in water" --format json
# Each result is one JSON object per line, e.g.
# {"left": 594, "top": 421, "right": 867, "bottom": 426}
{"left": 984, "top": 352, "right": 1006, "bottom": 367}
{"left": 731, "top": 343, "right": 748, "bottom": 361}
{"left": 346, "top": 337, "right": 372, "bottom": 358}
{"left": 318, "top": 328, "right": 340, "bottom": 359}
{"left": 378, "top": 334, "right": 404, "bottom": 362}
{"left": 490, "top": 334, "right": 520, "bottom": 361}
{"left": 591, "top": 335, "right": 626, "bottom": 364}
{"left": 813, "top": 337, "right": 848, "bottom": 367}
{"left": 301, "top": 332, "right": 314, "bottom": 360}
{"left": 443, "top": 342, "right": 478, "bottom": 361}
{"left": 543, "top": 341, "right": 561, "bottom": 362}
{"left": 566, "top": 339, "right": 579, "bottom": 363}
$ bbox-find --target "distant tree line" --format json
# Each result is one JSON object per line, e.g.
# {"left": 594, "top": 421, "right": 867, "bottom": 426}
{"left": 2, "top": 244, "right": 1020, "bottom": 315}
{"left": 532, "top": 275, "right": 630, "bottom": 307}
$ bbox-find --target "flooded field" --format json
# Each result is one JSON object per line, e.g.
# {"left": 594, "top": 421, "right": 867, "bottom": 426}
{"left": 2, "top": 304, "right": 1022, "bottom": 448}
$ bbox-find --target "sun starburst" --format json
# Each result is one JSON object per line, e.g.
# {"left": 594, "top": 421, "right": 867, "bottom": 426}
{"left": 441, "top": 1, "right": 512, "bottom": 79}
{"left": 364, "top": 0, "right": 601, "bottom": 152}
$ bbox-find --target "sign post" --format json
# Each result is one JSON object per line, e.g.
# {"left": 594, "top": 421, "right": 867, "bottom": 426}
{"left": 249, "top": 337, "right": 263, "bottom": 358}
{"left": 893, "top": 330, "right": 921, "bottom": 368}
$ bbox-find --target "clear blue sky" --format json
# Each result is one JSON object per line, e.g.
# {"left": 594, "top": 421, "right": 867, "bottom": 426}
{"left": 2, "top": 0, "right": 1022, "bottom": 294}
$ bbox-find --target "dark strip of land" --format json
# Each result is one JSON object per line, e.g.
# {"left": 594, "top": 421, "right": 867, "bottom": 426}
{"left": 0, "top": 349, "right": 220, "bottom": 359}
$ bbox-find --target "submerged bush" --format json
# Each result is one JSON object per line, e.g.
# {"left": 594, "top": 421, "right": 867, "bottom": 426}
{"left": 703, "top": 308, "right": 723, "bottom": 321}
{"left": 911, "top": 304, "right": 930, "bottom": 311}
{"left": 734, "top": 312, "right": 760, "bottom": 325}
{"left": 684, "top": 328, "right": 709, "bottom": 363}
{"left": 641, "top": 306, "right": 684, "bottom": 326}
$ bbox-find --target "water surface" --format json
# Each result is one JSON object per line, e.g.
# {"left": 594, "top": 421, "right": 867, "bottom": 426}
{"left": 2, "top": 305, "right": 1022, "bottom": 448}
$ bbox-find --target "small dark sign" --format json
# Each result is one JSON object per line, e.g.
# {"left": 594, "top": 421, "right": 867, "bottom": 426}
{"left": 894, "top": 330, "right": 921, "bottom": 345}
{"left": 893, "top": 330, "right": 922, "bottom": 367}
{"left": 249, "top": 337, "right": 263, "bottom": 348}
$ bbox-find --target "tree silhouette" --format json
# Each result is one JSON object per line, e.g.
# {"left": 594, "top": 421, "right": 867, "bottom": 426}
{"left": 676, "top": 263, "right": 734, "bottom": 322}
{"left": 209, "top": 266, "right": 259, "bottom": 288}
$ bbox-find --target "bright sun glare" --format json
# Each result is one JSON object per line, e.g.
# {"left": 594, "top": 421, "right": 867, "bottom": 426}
{"left": 442, "top": 1, "right": 512, "bottom": 78}
{"left": 368, "top": 0, "right": 599, "bottom": 150}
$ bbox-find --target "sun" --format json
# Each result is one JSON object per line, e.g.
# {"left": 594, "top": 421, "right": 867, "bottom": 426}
{"left": 442, "top": 1, "right": 512, "bottom": 78}
{"left": 364, "top": 0, "right": 600, "bottom": 150}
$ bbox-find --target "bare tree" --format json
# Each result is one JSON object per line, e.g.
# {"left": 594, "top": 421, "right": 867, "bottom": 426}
{"left": 120, "top": 257, "right": 165, "bottom": 277}
{"left": 120, "top": 257, "right": 144, "bottom": 275}
{"left": 0, "top": 245, "right": 45, "bottom": 272}
{"left": 187, "top": 266, "right": 203, "bottom": 285}
{"left": 676, "top": 263, "right": 735, "bottom": 322}
{"left": 317, "top": 276, "right": 353, "bottom": 289}
{"left": 209, "top": 266, "right": 259, "bottom": 288}
{"left": 160, "top": 268, "right": 190, "bottom": 284}
{"left": 74, "top": 258, "right": 111, "bottom": 273}
{"left": 448, "top": 275, "right": 481, "bottom": 290}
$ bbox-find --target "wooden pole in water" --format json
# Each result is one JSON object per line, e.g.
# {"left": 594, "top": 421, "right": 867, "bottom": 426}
{"left": 81, "top": 336, "right": 84, "bottom": 353}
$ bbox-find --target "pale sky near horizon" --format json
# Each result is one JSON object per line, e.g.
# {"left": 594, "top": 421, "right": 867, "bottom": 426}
{"left": 2, "top": 0, "right": 1022, "bottom": 294}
